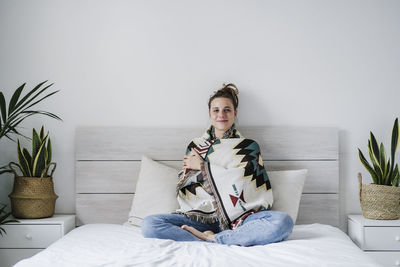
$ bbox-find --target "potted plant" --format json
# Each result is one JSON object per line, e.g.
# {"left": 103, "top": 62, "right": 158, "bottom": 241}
{"left": 358, "top": 118, "right": 400, "bottom": 219}
{"left": 8, "top": 126, "right": 58, "bottom": 218}
{"left": 0, "top": 81, "right": 61, "bottom": 224}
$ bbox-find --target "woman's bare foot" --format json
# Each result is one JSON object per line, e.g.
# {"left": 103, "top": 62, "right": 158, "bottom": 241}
{"left": 181, "top": 225, "right": 216, "bottom": 242}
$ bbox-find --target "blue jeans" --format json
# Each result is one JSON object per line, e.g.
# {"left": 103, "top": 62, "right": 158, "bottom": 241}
{"left": 141, "top": 210, "right": 293, "bottom": 246}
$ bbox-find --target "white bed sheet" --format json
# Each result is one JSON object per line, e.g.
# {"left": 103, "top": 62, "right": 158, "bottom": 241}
{"left": 15, "top": 223, "right": 379, "bottom": 267}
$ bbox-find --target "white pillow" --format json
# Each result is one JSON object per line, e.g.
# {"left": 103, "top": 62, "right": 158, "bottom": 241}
{"left": 127, "top": 156, "right": 180, "bottom": 226}
{"left": 268, "top": 169, "right": 308, "bottom": 224}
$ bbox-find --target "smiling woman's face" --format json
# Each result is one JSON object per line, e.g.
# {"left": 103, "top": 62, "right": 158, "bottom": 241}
{"left": 209, "top": 97, "right": 237, "bottom": 137}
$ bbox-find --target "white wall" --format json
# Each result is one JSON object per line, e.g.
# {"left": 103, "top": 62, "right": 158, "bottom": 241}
{"left": 0, "top": 0, "right": 399, "bottom": 230}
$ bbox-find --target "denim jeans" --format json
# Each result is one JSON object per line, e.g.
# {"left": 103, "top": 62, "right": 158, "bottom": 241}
{"left": 141, "top": 210, "right": 293, "bottom": 246}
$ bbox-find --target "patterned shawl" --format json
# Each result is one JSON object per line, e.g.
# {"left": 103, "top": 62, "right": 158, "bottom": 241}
{"left": 176, "top": 125, "right": 273, "bottom": 230}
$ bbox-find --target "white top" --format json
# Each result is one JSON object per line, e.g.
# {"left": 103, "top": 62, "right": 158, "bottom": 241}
{"left": 348, "top": 214, "right": 400, "bottom": 227}
{"left": 6, "top": 215, "right": 75, "bottom": 225}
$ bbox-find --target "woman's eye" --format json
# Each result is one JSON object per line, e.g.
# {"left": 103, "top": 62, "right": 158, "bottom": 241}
{"left": 213, "top": 110, "right": 219, "bottom": 113}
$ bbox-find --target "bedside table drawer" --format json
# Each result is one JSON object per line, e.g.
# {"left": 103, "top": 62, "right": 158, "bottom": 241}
{"left": 0, "top": 224, "right": 61, "bottom": 248}
{"left": 366, "top": 251, "right": 400, "bottom": 267}
{"left": 364, "top": 227, "right": 400, "bottom": 250}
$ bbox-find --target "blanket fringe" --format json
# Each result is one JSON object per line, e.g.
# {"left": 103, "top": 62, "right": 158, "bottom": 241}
{"left": 174, "top": 211, "right": 219, "bottom": 225}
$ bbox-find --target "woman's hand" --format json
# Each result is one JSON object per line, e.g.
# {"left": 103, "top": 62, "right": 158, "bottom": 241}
{"left": 183, "top": 148, "right": 204, "bottom": 170}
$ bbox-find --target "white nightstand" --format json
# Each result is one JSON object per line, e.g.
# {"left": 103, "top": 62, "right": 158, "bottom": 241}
{"left": 0, "top": 214, "right": 75, "bottom": 267}
{"left": 348, "top": 214, "right": 400, "bottom": 267}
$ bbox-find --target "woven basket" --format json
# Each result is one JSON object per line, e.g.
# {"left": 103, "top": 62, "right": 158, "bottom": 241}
{"left": 358, "top": 173, "right": 400, "bottom": 220}
{"left": 8, "top": 163, "right": 58, "bottom": 219}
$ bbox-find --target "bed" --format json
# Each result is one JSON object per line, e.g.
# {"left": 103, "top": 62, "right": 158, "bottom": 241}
{"left": 14, "top": 126, "right": 380, "bottom": 267}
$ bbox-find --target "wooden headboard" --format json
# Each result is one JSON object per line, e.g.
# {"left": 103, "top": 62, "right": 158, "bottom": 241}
{"left": 75, "top": 126, "right": 339, "bottom": 227}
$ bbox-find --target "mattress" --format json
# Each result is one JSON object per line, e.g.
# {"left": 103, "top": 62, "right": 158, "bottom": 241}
{"left": 14, "top": 223, "right": 379, "bottom": 267}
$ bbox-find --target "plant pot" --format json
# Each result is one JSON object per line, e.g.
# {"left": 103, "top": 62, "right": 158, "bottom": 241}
{"left": 358, "top": 173, "right": 400, "bottom": 220}
{"left": 9, "top": 176, "right": 58, "bottom": 219}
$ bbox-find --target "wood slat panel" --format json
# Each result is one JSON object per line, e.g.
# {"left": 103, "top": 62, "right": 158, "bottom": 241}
{"left": 76, "top": 126, "right": 338, "bottom": 161}
{"left": 76, "top": 194, "right": 133, "bottom": 226}
{"left": 76, "top": 161, "right": 140, "bottom": 194}
{"left": 239, "top": 126, "right": 338, "bottom": 160}
{"left": 76, "top": 127, "right": 201, "bottom": 161}
{"left": 267, "top": 160, "right": 338, "bottom": 193}
{"left": 76, "top": 160, "right": 338, "bottom": 194}
{"left": 296, "top": 194, "right": 339, "bottom": 226}
{"left": 75, "top": 193, "right": 337, "bottom": 226}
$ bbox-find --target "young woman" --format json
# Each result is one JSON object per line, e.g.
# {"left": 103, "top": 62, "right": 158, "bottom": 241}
{"left": 141, "top": 84, "right": 293, "bottom": 246}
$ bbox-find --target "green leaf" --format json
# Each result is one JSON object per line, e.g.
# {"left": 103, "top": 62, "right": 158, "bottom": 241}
{"left": 47, "top": 138, "right": 52, "bottom": 165}
{"left": 6, "top": 109, "right": 61, "bottom": 134}
{"left": 22, "top": 90, "right": 59, "bottom": 113}
{"left": 1, "top": 116, "right": 21, "bottom": 140}
{"left": 32, "top": 128, "right": 41, "bottom": 160}
{"left": 7, "top": 84, "right": 55, "bottom": 123}
{"left": 12, "top": 85, "right": 55, "bottom": 116}
{"left": 0, "top": 81, "right": 61, "bottom": 143}
{"left": 379, "top": 143, "right": 388, "bottom": 183}
{"left": 8, "top": 112, "right": 57, "bottom": 137}
{"left": 22, "top": 148, "right": 32, "bottom": 173}
{"left": 1, "top": 118, "right": 24, "bottom": 140}
{"left": 359, "top": 149, "right": 379, "bottom": 184}
{"left": 379, "top": 143, "right": 387, "bottom": 171}
{"left": 393, "top": 164, "right": 400, "bottom": 186}
{"left": 11, "top": 81, "right": 48, "bottom": 115}
{"left": 370, "top": 132, "right": 380, "bottom": 163}
{"left": 2, "top": 113, "right": 33, "bottom": 141}
{"left": 0, "top": 92, "right": 7, "bottom": 124}
{"left": 39, "top": 126, "right": 45, "bottom": 141}
{"left": 394, "top": 172, "right": 400, "bottom": 187}
{"left": 17, "top": 140, "right": 32, "bottom": 176}
{"left": 0, "top": 211, "right": 14, "bottom": 224}
{"left": 22, "top": 110, "right": 62, "bottom": 121}
{"left": 1, "top": 218, "right": 18, "bottom": 224}
{"left": 368, "top": 140, "right": 383, "bottom": 183}
{"left": 32, "top": 139, "right": 47, "bottom": 177}
{"left": 385, "top": 160, "right": 391, "bottom": 185}
{"left": 390, "top": 118, "right": 399, "bottom": 176}
{"left": 8, "top": 83, "right": 25, "bottom": 115}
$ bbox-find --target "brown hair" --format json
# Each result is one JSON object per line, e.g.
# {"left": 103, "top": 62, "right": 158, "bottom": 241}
{"left": 208, "top": 83, "right": 239, "bottom": 111}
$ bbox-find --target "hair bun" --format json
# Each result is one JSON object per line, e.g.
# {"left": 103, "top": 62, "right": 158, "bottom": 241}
{"left": 208, "top": 83, "right": 240, "bottom": 110}
{"left": 221, "top": 83, "right": 239, "bottom": 96}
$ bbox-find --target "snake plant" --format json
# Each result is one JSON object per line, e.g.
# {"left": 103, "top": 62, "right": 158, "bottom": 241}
{"left": 358, "top": 118, "right": 399, "bottom": 186}
{"left": 10, "top": 126, "right": 55, "bottom": 178}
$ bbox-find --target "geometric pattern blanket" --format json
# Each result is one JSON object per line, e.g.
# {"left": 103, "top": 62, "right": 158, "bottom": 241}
{"left": 176, "top": 127, "right": 273, "bottom": 230}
